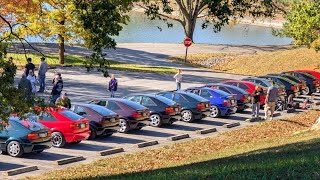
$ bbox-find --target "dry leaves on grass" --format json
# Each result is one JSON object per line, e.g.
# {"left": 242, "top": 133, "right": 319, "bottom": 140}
{"left": 28, "top": 111, "right": 320, "bottom": 180}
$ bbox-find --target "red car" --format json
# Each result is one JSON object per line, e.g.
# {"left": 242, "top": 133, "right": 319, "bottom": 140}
{"left": 36, "top": 108, "right": 90, "bottom": 148}
{"left": 294, "top": 70, "right": 320, "bottom": 90}
{"left": 221, "top": 80, "right": 266, "bottom": 105}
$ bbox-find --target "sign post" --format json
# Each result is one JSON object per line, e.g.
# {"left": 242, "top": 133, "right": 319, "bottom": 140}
{"left": 183, "top": 37, "right": 192, "bottom": 63}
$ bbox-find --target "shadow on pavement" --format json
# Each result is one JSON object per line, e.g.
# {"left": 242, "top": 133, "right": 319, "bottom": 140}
{"left": 0, "top": 162, "right": 25, "bottom": 171}
{"left": 22, "top": 151, "right": 73, "bottom": 161}
{"left": 130, "top": 129, "right": 175, "bottom": 138}
{"left": 95, "top": 135, "right": 145, "bottom": 144}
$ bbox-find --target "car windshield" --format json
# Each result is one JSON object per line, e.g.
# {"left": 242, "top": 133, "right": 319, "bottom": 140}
{"left": 155, "top": 95, "right": 176, "bottom": 105}
{"left": 184, "top": 92, "right": 208, "bottom": 102}
{"left": 59, "top": 110, "right": 84, "bottom": 121}
{"left": 10, "top": 117, "right": 46, "bottom": 131}
{"left": 213, "top": 89, "right": 231, "bottom": 96}
{"left": 88, "top": 105, "right": 116, "bottom": 116}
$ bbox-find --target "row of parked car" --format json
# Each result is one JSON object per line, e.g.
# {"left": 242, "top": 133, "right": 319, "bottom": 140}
{"left": 1, "top": 70, "right": 319, "bottom": 157}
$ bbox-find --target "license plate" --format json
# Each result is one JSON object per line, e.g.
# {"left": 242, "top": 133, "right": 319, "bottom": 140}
{"left": 110, "top": 118, "right": 115, "bottom": 122}
{"left": 175, "top": 108, "right": 178, "bottom": 112}
{"left": 205, "top": 104, "right": 209, "bottom": 108}
{"left": 143, "top": 113, "right": 146, "bottom": 116}
{"left": 79, "top": 123, "right": 85, "bottom": 128}
{"left": 39, "top": 132, "right": 47, "bottom": 138}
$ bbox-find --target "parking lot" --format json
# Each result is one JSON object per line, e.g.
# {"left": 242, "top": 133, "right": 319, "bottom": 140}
{"left": 1, "top": 66, "right": 318, "bottom": 179}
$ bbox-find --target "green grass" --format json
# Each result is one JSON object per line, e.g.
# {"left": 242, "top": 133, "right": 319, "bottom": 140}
{"left": 8, "top": 53, "right": 176, "bottom": 74}
{"left": 24, "top": 111, "right": 320, "bottom": 180}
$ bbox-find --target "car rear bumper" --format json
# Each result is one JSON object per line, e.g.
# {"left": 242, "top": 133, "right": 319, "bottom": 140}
{"left": 22, "top": 140, "right": 51, "bottom": 153}
{"left": 194, "top": 109, "right": 210, "bottom": 119}
{"left": 96, "top": 125, "right": 119, "bottom": 135}
{"left": 128, "top": 119, "right": 149, "bottom": 130}
{"left": 65, "top": 130, "right": 91, "bottom": 143}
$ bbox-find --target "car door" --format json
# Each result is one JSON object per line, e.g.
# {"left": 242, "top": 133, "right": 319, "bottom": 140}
{"left": 141, "top": 96, "right": 159, "bottom": 112}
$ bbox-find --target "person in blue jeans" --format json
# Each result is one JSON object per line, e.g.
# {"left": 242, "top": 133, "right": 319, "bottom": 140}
{"left": 38, "top": 57, "right": 48, "bottom": 92}
{"left": 173, "top": 69, "right": 182, "bottom": 90}
{"left": 108, "top": 74, "right": 118, "bottom": 98}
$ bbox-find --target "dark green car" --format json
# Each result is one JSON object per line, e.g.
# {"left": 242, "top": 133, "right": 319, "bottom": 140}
{"left": 157, "top": 90, "right": 210, "bottom": 123}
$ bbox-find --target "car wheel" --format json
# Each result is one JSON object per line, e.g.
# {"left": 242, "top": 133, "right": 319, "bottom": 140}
{"left": 52, "top": 132, "right": 66, "bottom": 148}
{"left": 210, "top": 106, "right": 220, "bottom": 118}
{"left": 7, "top": 141, "right": 24, "bottom": 157}
{"left": 118, "top": 119, "right": 129, "bottom": 133}
{"left": 302, "top": 86, "right": 310, "bottom": 95}
{"left": 181, "top": 110, "right": 194, "bottom": 123}
{"left": 89, "top": 127, "right": 97, "bottom": 139}
{"left": 149, "top": 114, "right": 162, "bottom": 127}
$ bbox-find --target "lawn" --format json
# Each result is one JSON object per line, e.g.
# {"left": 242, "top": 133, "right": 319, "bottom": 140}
{"left": 169, "top": 48, "right": 320, "bottom": 76}
{"left": 8, "top": 53, "right": 176, "bottom": 74}
{"left": 24, "top": 110, "right": 320, "bottom": 180}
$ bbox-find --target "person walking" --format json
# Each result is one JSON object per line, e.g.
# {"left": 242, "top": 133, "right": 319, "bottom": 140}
{"left": 251, "top": 85, "right": 263, "bottom": 120}
{"left": 51, "top": 72, "right": 63, "bottom": 104}
{"left": 24, "top": 58, "right": 35, "bottom": 76}
{"left": 27, "top": 70, "right": 37, "bottom": 94}
{"left": 173, "top": 69, "right": 182, "bottom": 90}
{"left": 108, "top": 74, "right": 118, "bottom": 98}
{"left": 264, "top": 81, "right": 278, "bottom": 120}
{"left": 55, "top": 92, "right": 71, "bottom": 109}
{"left": 38, "top": 57, "right": 48, "bottom": 92}
{"left": 18, "top": 73, "right": 32, "bottom": 98}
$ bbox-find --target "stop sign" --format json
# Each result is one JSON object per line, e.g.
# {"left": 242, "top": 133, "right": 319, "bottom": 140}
{"left": 184, "top": 38, "right": 192, "bottom": 47}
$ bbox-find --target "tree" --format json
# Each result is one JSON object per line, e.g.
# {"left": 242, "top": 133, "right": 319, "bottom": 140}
{"left": 278, "top": 0, "right": 320, "bottom": 51}
{"left": 138, "top": 0, "right": 279, "bottom": 40}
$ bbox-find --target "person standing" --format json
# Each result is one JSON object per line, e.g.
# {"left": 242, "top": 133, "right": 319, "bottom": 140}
{"left": 173, "top": 69, "right": 182, "bottom": 90}
{"left": 38, "top": 57, "right": 48, "bottom": 92}
{"left": 55, "top": 92, "right": 71, "bottom": 109}
{"left": 51, "top": 73, "right": 63, "bottom": 104}
{"left": 18, "top": 73, "right": 32, "bottom": 98}
{"left": 27, "top": 70, "right": 37, "bottom": 94}
{"left": 264, "top": 81, "right": 278, "bottom": 120}
{"left": 251, "top": 85, "right": 263, "bottom": 120}
{"left": 24, "top": 58, "right": 35, "bottom": 76}
{"left": 108, "top": 74, "right": 118, "bottom": 98}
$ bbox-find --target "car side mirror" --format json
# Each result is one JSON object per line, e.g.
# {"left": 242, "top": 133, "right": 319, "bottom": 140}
{"left": 77, "top": 112, "right": 86, "bottom": 116}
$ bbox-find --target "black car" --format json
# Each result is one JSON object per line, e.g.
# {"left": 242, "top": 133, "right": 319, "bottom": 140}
{"left": 156, "top": 90, "right": 210, "bottom": 123}
{"left": 124, "top": 94, "right": 182, "bottom": 127}
{"left": 71, "top": 104, "right": 120, "bottom": 139}
{"left": 0, "top": 117, "right": 51, "bottom": 157}
{"left": 282, "top": 71, "right": 318, "bottom": 95}
{"left": 89, "top": 98, "right": 150, "bottom": 133}
{"left": 258, "top": 75, "right": 299, "bottom": 96}
{"left": 267, "top": 73, "right": 308, "bottom": 95}
{"left": 204, "top": 84, "right": 250, "bottom": 112}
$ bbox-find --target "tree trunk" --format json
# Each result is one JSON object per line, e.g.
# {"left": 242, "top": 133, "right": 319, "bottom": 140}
{"left": 184, "top": 18, "right": 197, "bottom": 41}
{"left": 58, "top": 34, "right": 65, "bottom": 65}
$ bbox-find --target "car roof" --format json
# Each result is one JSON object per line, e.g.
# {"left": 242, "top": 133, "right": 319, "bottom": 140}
{"left": 76, "top": 104, "right": 103, "bottom": 108}
{"left": 125, "top": 94, "right": 161, "bottom": 98}
{"left": 157, "top": 90, "right": 190, "bottom": 95}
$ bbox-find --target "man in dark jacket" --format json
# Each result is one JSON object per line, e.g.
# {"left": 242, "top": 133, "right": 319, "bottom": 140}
{"left": 18, "top": 73, "right": 32, "bottom": 98}
{"left": 51, "top": 72, "right": 63, "bottom": 104}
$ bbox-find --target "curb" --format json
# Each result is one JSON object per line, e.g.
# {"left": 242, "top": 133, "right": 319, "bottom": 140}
{"left": 98, "top": 148, "right": 124, "bottom": 156}
{"left": 55, "top": 156, "right": 85, "bottom": 165}
{"left": 196, "top": 128, "right": 217, "bottom": 134}
{"left": 135, "top": 141, "right": 158, "bottom": 148}
{"left": 223, "top": 122, "right": 241, "bottom": 128}
{"left": 167, "top": 134, "right": 190, "bottom": 141}
{"left": 3, "top": 166, "right": 38, "bottom": 176}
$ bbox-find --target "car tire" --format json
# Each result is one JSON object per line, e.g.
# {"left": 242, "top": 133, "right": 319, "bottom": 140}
{"left": 210, "top": 106, "right": 220, "bottom": 118}
{"left": 149, "top": 114, "right": 162, "bottom": 127}
{"left": 181, "top": 110, "right": 194, "bottom": 123}
{"left": 89, "top": 127, "right": 97, "bottom": 139}
{"left": 7, "top": 141, "right": 24, "bottom": 157}
{"left": 302, "top": 86, "right": 310, "bottom": 95}
{"left": 118, "top": 119, "right": 129, "bottom": 133}
{"left": 52, "top": 132, "right": 66, "bottom": 148}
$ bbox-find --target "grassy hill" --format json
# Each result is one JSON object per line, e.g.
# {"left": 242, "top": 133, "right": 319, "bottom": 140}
{"left": 25, "top": 110, "right": 320, "bottom": 180}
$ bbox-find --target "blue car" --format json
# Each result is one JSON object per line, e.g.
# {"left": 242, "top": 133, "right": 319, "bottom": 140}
{"left": 157, "top": 90, "right": 211, "bottom": 123}
{"left": 0, "top": 117, "right": 51, "bottom": 157}
{"left": 185, "top": 87, "right": 237, "bottom": 118}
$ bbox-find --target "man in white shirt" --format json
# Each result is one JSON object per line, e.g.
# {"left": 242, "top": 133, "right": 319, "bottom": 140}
{"left": 173, "top": 69, "right": 182, "bottom": 90}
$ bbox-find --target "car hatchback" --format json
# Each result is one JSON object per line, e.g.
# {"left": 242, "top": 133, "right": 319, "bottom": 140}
{"left": 157, "top": 90, "right": 210, "bottom": 122}
{"left": 0, "top": 117, "right": 51, "bottom": 157}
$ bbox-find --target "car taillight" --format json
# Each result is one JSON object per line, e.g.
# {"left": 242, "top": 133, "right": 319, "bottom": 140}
{"left": 27, "top": 133, "right": 39, "bottom": 140}
{"left": 240, "top": 96, "right": 246, "bottom": 102}
{"left": 223, "top": 100, "right": 231, "bottom": 107}
{"left": 313, "top": 80, "right": 317, "bottom": 85}
{"left": 291, "top": 86, "right": 295, "bottom": 91}
{"left": 165, "top": 107, "right": 174, "bottom": 114}
{"left": 70, "top": 123, "right": 80, "bottom": 129}
{"left": 197, "top": 103, "right": 205, "bottom": 110}
{"left": 133, "top": 111, "right": 142, "bottom": 119}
